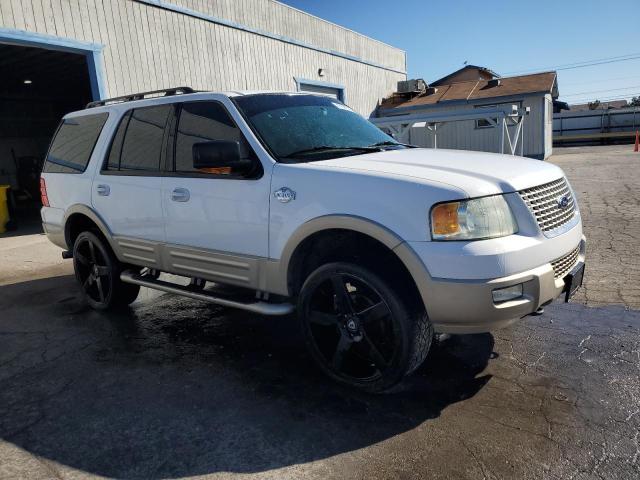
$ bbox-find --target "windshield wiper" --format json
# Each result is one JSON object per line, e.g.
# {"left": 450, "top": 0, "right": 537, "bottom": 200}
{"left": 368, "top": 141, "right": 415, "bottom": 148}
{"left": 282, "top": 145, "right": 381, "bottom": 158}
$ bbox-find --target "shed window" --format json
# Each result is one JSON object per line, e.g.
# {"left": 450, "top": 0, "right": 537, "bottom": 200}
{"left": 475, "top": 102, "right": 522, "bottom": 129}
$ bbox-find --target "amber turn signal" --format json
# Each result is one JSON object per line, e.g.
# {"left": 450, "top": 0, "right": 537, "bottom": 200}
{"left": 432, "top": 202, "right": 460, "bottom": 236}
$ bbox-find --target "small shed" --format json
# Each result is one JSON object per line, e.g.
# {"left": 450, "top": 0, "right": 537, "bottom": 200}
{"left": 376, "top": 68, "right": 559, "bottom": 160}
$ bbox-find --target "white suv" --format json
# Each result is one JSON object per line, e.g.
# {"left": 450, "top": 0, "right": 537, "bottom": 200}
{"left": 41, "top": 87, "right": 586, "bottom": 392}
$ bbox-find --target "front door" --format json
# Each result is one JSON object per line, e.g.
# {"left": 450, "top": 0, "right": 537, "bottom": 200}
{"left": 161, "top": 100, "right": 270, "bottom": 287}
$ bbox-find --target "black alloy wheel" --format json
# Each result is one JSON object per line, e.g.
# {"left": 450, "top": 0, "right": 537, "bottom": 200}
{"left": 299, "top": 262, "right": 431, "bottom": 392}
{"left": 73, "top": 231, "right": 139, "bottom": 310}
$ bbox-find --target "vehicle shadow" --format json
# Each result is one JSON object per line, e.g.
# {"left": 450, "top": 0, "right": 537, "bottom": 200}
{"left": 0, "top": 275, "right": 494, "bottom": 479}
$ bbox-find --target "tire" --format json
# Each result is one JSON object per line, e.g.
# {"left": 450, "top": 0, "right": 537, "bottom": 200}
{"left": 72, "top": 231, "right": 140, "bottom": 310}
{"left": 298, "top": 262, "right": 433, "bottom": 393}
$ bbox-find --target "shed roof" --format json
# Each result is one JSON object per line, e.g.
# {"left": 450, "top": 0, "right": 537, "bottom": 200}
{"left": 431, "top": 65, "right": 500, "bottom": 86}
{"left": 380, "top": 71, "right": 558, "bottom": 111}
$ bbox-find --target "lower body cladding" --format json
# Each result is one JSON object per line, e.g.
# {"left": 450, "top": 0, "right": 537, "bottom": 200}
{"left": 44, "top": 205, "right": 586, "bottom": 333}
{"left": 404, "top": 237, "right": 587, "bottom": 334}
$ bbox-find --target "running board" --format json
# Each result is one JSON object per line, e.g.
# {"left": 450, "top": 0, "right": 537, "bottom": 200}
{"left": 120, "top": 270, "right": 294, "bottom": 316}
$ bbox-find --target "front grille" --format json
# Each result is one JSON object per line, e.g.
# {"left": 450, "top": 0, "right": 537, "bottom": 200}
{"left": 552, "top": 245, "right": 580, "bottom": 279}
{"left": 518, "top": 177, "right": 577, "bottom": 235}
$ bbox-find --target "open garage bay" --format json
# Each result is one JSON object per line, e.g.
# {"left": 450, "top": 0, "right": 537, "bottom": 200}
{"left": 0, "top": 42, "right": 94, "bottom": 228}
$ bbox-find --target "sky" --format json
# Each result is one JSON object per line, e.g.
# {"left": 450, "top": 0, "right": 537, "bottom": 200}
{"left": 279, "top": 0, "right": 640, "bottom": 105}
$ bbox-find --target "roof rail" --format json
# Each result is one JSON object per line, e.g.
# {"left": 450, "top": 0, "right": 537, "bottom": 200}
{"left": 86, "top": 86, "right": 196, "bottom": 109}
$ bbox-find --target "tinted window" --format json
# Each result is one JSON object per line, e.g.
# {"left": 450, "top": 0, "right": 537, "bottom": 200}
{"left": 175, "top": 101, "right": 255, "bottom": 174}
{"left": 43, "top": 113, "right": 109, "bottom": 173}
{"left": 105, "top": 111, "right": 130, "bottom": 170}
{"left": 118, "top": 105, "right": 171, "bottom": 172}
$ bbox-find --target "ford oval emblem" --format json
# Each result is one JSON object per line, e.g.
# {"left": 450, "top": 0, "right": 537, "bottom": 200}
{"left": 557, "top": 194, "right": 570, "bottom": 209}
{"left": 274, "top": 187, "right": 296, "bottom": 203}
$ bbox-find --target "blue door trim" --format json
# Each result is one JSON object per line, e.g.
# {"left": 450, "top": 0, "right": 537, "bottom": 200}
{"left": 0, "top": 28, "right": 107, "bottom": 101}
{"left": 294, "top": 77, "right": 346, "bottom": 103}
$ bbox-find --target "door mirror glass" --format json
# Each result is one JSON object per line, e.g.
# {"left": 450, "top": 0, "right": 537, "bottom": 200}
{"left": 192, "top": 140, "right": 250, "bottom": 174}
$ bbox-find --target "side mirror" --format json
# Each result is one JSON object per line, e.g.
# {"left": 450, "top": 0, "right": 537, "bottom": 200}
{"left": 192, "top": 140, "right": 251, "bottom": 173}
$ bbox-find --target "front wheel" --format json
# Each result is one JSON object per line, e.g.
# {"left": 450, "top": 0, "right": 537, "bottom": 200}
{"left": 298, "top": 262, "right": 433, "bottom": 392}
{"left": 73, "top": 231, "right": 140, "bottom": 310}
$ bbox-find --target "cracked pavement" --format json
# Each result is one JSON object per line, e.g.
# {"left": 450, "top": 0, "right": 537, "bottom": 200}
{"left": 551, "top": 145, "right": 640, "bottom": 310}
{"left": 1, "top": 145, "right": 639, "bottom": 479}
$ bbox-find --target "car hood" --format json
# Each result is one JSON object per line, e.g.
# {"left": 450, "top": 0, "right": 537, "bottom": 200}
{"left": 311, "top": 148, "right": 564, "bottom": 197}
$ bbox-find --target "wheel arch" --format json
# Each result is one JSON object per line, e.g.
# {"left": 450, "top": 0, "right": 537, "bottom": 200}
{"left": 63, "top": 205, "right": 117, "bottom": 255}
{"left": 275, "top": 215, "right": 429, "bottom": 309}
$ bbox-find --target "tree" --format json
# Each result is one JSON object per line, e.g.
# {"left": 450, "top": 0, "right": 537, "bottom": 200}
{"left": 629, "top": 96, "right": 640, "bottom": 107}
{"left": 588, "top": 100, "right": 601, "bottom": 110}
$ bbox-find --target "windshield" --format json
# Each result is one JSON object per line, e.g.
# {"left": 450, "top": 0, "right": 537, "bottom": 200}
{"left": 233, "top": 94, "right": 406, "bottom": 162}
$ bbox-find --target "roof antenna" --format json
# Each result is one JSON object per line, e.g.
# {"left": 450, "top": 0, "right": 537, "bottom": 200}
{"left": 463, "top": 60, "right": 468, "bottom": 65}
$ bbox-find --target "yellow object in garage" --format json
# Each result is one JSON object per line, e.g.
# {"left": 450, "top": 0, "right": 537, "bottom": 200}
{"left": 0, "top": 185, "right": 10, "bottom": 234}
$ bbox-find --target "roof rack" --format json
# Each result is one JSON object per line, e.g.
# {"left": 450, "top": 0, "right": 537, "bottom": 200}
{"left": 86, "top": 86, "right": 196, "bottom": 109}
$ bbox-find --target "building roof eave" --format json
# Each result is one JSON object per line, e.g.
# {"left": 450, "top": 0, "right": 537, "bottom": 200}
{"left": 377, "top": 91, "right": 550, "bottom": 116}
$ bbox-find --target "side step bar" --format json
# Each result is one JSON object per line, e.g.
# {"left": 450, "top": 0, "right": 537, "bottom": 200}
{"left": 120, "top": 270, "right": 295, "bottom": 316}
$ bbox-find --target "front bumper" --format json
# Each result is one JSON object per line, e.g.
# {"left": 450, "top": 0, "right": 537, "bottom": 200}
{"left": 394, "top": 236, "right": 586, "bottom": 334}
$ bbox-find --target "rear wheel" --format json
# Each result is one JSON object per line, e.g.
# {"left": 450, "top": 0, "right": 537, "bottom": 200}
{"left": 73, "top": 231, "right": 140, "bottom": 310}
{"left": 298, "top": 262, "right": 433, "bottom": 392}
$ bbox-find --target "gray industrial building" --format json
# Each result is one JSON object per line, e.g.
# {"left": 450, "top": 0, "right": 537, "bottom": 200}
{"left": 0, "top": 0, "right": 406, "bottom": 207}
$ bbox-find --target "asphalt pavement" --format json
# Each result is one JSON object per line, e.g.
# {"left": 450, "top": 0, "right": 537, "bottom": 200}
{"left": 0, "top": 145, "right": 638, "bottom": 479}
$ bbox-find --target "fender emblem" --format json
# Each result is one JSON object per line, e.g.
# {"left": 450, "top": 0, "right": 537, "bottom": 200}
{"left": 274, "top": 187, "right": 296, "bottom": 203}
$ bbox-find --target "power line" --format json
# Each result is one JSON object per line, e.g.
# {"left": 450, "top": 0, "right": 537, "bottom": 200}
{"left": 565, "top": 93, "right": 640, "bottom": 104}
{"left": 505, "top": 52, "right": 640, "bottom": 74}
{"left": 556, "top": 56, "right": 640, "bottom": 72}
{"left": 562, "top": 84, "right": 640, "bottom": 97}
{"left": 504, "top": 52, "right": 640, "bottom": 75}
{"left": 550, "top": 52, "right": 640, "bottom": 69}
{"left": 562, "top": 74, "right": 640, "bottom": 87}
{"left": 569, "top": 93, "right": 639, "bottom": 101}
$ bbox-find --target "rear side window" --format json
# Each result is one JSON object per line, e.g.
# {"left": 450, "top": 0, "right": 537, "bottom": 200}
{"left": 105, "top": 105, "right": 172, "bottom": 173}
{"left": 43, "top": 113, "right": 109, "bottom": 173}
{"left": 106, "top": 111, "right": 130, "bottom": 170}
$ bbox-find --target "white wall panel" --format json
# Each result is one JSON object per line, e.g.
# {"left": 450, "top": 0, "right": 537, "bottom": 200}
{"left": 168, "top": 0, "right": 405, "bottom": 73}
{"left": 1, "top": 0, "right": 405, "bottom": 116}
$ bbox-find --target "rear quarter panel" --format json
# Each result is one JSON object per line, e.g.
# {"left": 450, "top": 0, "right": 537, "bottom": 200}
{"left": 41, "top": 108, "right": 117, "bottom": 247}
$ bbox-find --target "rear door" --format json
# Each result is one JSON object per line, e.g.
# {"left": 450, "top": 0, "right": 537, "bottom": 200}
{"left": 92, "top": 104, "right": 172, "bottom": 263}
{"left": 160, "top": 100, "right": 270, "bottom": 287}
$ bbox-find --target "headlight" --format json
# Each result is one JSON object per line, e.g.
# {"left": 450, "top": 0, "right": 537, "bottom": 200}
{"left": 431, "top": 195, "right": 518, "bottom": 240}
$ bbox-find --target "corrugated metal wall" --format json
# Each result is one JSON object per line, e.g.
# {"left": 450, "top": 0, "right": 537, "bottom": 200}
{"left": 0, "top": 0, "right": 406, "bottom": 116}
{"left": 171, "top": 0, "right": 407, "bottom": 71}
{"left": 405, "top": 95, "right": 548, "bottom": 159}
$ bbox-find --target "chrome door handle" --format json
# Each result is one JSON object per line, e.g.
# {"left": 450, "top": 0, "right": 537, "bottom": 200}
{"left": 96, "top": 184, "right": 110, "bottom": 196}
{"left": 171, "top": 187, "right": 190, "bottom": 202}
